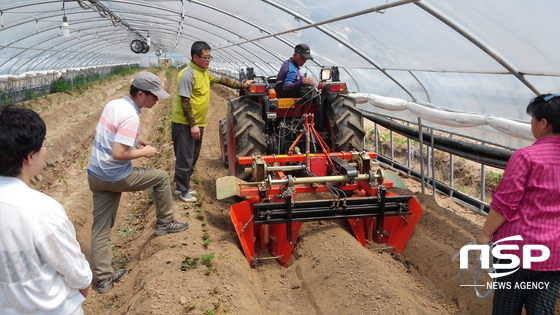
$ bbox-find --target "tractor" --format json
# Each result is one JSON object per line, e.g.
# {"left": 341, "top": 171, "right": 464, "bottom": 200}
{"left": 217, "top": 66, "right": 423, "bottom": 267}
{"left": 219, "top": 66, "right": 365, "bottom": 179}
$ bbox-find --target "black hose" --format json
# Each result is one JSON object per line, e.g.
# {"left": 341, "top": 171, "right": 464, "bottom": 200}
{"left": 361, "top": 112, "right": 513, "bottom": 169}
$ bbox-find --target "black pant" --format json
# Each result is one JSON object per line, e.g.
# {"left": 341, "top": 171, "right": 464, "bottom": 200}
{"left": 493, "top": 259, "right": 560, "bottom": 315}
{"left": 171, "top": 122, "right": 203, "bottom": 192}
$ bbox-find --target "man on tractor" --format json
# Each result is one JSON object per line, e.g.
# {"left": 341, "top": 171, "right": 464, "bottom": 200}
{"left": 276, "top": 43, "right": 315, "bottom": 97}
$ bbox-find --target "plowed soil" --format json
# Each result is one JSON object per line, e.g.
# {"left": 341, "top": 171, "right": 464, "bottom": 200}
{"left": 23, "top": 69, "right": 503, "bottom": 315}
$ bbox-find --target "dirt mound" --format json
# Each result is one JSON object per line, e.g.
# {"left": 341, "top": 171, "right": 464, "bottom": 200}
{"left": 23, "top": 69, "right": 502, "bottom": 315}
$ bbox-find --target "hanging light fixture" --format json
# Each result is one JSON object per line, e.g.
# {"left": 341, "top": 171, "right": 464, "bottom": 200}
{"left": 62, "top": 16, "right": 70, "bottom": 38}
{"left": 61, "top": 1, "right": 70, "bottom": 38}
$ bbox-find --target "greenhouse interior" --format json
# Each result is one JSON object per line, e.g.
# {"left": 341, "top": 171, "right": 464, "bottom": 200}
{"left": 3, "top": 0, "right": 558, "bottom": 148}
{"left": 3, "top": 1, "right": 560, "bottom": 314}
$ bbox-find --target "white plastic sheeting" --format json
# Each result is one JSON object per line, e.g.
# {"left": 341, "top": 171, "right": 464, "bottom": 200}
{"left": 1, "top": 0, "right": 558, "bottom": 149}
{"left": 353, "top": 93, "right": 533, "bottom": 144}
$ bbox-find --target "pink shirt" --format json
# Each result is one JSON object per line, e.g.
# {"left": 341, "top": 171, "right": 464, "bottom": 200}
{"left": 492, "top": 136, "right": 560, "bottom": 270}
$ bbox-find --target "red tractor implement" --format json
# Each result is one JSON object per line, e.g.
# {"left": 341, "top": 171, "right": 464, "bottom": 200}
{"left": 217, "top": 66, "right": 423, "bottom": 267}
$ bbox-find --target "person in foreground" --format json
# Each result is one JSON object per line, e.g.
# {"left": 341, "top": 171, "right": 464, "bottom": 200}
{"left": 87, "top": 71, "right": 188, "bottom": 294}
{"left": 0, "top": 105, "right": 92, "bottom": 314}
{"left": 476, "top": 93, "right": 560, "bottom": 315}
{"left": 276, "top": 43, "right": 315, "bottom": 93}
{"left": 172, "top": 41, "right": 253, "bottom": 203}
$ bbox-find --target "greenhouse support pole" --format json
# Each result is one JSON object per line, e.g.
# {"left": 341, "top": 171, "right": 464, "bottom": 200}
{"left": 449, "top": 134, "right": 454, "bottom": 198}
{"left": 418, "top": 117, "right": 425, "bottom": 194}
{"left": 430, "top": 128, "right": 436, "bottom": 197}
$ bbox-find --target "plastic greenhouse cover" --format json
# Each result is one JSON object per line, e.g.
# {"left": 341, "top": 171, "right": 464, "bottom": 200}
{"left": 1, "top": 0, "right": 559, "bottom": 149}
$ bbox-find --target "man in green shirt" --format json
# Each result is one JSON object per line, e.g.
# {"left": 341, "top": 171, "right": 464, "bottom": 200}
{"left": 172, "top": 41, "right": 252, "bottom": 202}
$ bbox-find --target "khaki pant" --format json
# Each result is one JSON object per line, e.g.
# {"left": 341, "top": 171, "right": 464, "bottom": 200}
{"left": 88, "top": 168, "right": 174, "bottom": 279}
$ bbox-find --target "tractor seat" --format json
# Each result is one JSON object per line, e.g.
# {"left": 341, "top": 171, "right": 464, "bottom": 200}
{"left": 274, "top": 80, "right": 301, "bottom": 98}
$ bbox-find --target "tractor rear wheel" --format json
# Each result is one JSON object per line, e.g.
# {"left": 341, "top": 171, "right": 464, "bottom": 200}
{"left": 226, "top": 96, "right": 267, "bottom": 180}
{"left": 325, "top": 95, "right": 366, "bottom": 152}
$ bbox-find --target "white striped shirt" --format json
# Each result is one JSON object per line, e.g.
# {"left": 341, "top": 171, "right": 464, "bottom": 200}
{"left": 88, "top": 96, "right": 141, "bottom": 182}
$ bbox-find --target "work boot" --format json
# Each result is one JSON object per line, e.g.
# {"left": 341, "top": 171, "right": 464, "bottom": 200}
{"left": 155, "top": 220, "right": 189, "bottom": 236}
{"left": 93, "top": 268, "right": 128, "bottom": 294}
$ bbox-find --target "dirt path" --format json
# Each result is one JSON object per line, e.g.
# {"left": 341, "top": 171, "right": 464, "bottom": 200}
{"left": 23, "top": 69, "right": 503, "bottom": 315}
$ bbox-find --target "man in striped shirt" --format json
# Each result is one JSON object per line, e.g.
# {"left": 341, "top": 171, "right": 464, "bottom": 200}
{"left": 477, "top": 93, "right": 560, "bottom": 314}
{"left": 87, "top": 71, "right": 188, "bottom": 294}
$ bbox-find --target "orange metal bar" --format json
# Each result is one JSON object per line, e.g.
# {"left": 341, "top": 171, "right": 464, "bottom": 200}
{"left": 308, "top": 114, "right": 331, "bottom": 154}
{"left": 238, "top": 151, "right": 377, "bottom": 165}
{"left": 287, "top": 128, "right": 305, "bottom": 155}
{"left": 237, "top": 180, "right": 394, "bottom": 198}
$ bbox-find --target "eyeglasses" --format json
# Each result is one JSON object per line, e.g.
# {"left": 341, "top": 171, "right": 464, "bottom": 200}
{"left": 198, "top": 55, "right": 213, "bottom": 61}
{"left": 42, "top": 138, "right": 54, "bottom": 151}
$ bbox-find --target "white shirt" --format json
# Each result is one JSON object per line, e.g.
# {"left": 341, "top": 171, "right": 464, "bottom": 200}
{"left": 0, "top": 176, "right": 92, "bottom": 314}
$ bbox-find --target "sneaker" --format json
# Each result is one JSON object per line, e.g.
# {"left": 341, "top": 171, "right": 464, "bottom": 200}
{"left": 155, "top": 220, "right": 189, "bottom": 236}
{"left": 175, "top": 189, "right": 197, "bottom": 195}
{"left": 180, "top": 191, "right": 197, "bottom": 203}
{"left": 93, "top": 268, "right": 128, "bottom": 294}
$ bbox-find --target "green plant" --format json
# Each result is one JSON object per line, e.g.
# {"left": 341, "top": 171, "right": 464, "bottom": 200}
{"left": 75, "top": 76, "right": 86, "bottom": 89}
{"left": 203, "top": 239, "right": 212, "bottom": 248}
{"left": 202, "top": 232, "right": 212, "bottom": 248}
{"left": 57, "top": 175, "right": 68, "bottom": 191}
{"left": 192, "top": 173, "right": 200, "bottom": 185}
{"left": 379, "top": 132, "right": 390, "bottom": 142}
{"left": 51, "top": 77, "right": 73, "bottom": 93}
{"left": 201, "top": 252, "right": 217, "bottom": 275}
{"left": 486, "top": 170, "right": 503, "bottom": 188}
{"left": 196, "top": 207, "right": 205, "bottom": 221}
{"left": 76, "top": 149, "right": 90, "bottom": 171}
{"left": 0, "top": 91, "right": 9, "bottom": 106}
{"left": 24, "top": 89, "right": 37, "bottom": 101}
{"left": 112, "top": 246, "right": 129, "bottom": 271}
{"left": 116, "top": 226, "right": 135, "bottom": 238}
{"left": 181, "top": 257, "right": 200, "bottom": 270}
{"left": 181, "top": 252, "right": 217, "bottom": 274}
